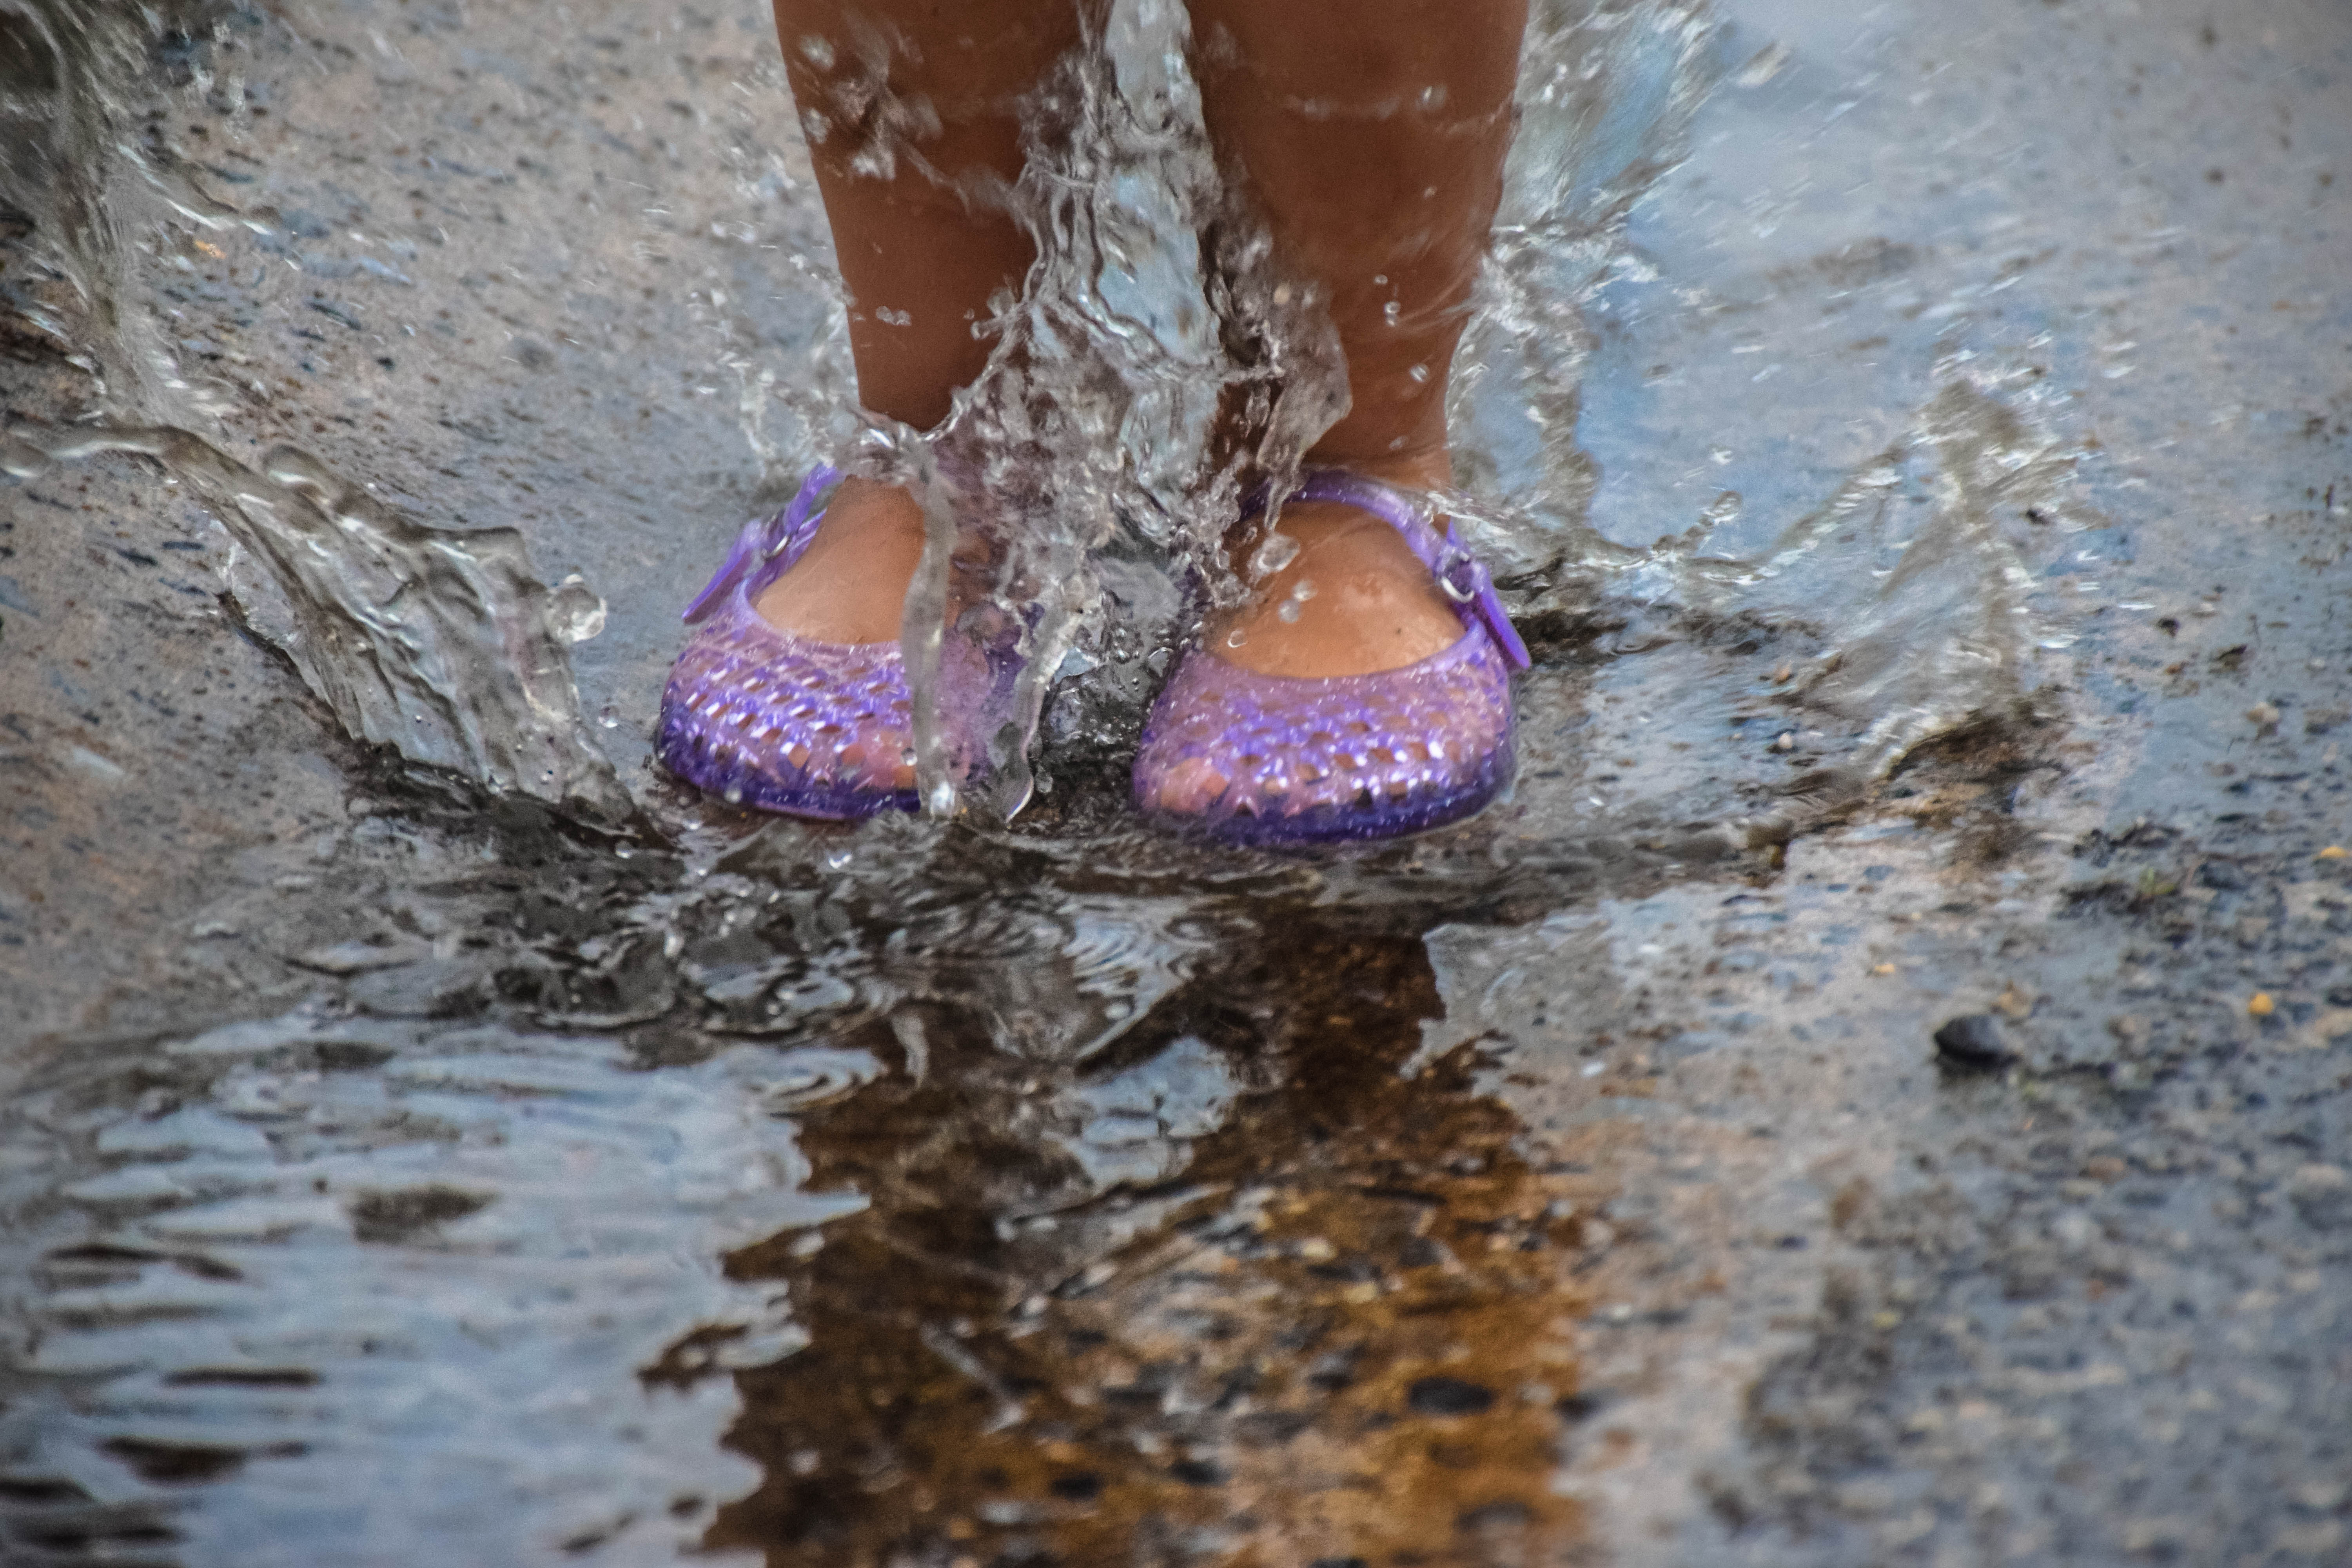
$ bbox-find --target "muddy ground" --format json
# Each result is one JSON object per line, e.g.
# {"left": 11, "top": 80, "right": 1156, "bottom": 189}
{"left": 2, "top": 0, "right": 2348, "bottom": 1565}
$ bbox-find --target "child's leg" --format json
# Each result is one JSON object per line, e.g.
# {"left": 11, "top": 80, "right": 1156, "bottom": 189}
{"left": 754, "top": 0, "right": 1525, "bottom": 674}
{"left": 1189, "top": 0, "right": 1526, "bottom": 677}
{"left": 754, "top": 0, "right": 1084, "bottom": 644}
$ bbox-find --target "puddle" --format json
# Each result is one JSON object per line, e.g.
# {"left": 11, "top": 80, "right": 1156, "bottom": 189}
{"left": 0, "top": 763, "right": 1894, "bottom": 1562}
{"left": 0, "top": 806, "right": 1645, "bottom": 1564}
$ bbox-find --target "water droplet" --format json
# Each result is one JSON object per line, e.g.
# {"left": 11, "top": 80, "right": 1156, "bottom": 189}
{"left": 926, "top": 780, "right": 957, "bottom": 816}
{"left": 546, "top": 573, "right": 607, "bottom": 644}
{"left": 824, "top": 847, "right": 852, "bottom": 869}
{"left": 1383, "top": 300, "right": 1402, "bottom": 326}
{"left": 1292, "top": 578, "right": 1318, "bottom": 603}
{"left": 1225, "top": 628, "right": 1248, "bottom": 650}
{"left": 1276, "top": 600, "right": 1302, "bottom": 623}
{"left": 1252, "top": 531, "right": 1300, "bottom": 577}
{"left": 0, "top": 432, "right": 50, "bottom": 480}
{"left": 1406, "top": 363, "right": 1430, "bottom": 384}
{"left": 597, "top": 705, "right": 620, "bottom": 729}
{"left": 1702, "top": 490, "right": 1744, "bottom": 526}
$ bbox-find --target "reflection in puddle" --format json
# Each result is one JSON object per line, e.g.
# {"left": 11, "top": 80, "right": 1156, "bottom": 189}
{"left": 711, "top": 926, "right": 1597, "bottom": 1567}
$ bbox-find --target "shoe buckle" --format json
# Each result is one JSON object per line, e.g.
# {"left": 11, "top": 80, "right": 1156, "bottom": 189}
{"left": 1436, "top": 536, "right": 1531, "bottom": 671}
{"left": 1437, "top": 546, "right": 1485, "bottom": 604}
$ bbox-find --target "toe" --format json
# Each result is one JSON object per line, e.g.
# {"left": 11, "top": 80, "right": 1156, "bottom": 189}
{"left": 1149, "top": 755, "right": 1232, "bottom": 815}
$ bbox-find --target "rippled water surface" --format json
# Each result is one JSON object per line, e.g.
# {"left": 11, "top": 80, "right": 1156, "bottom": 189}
{"left": 5, "top": 0, "right": 2350, "bottom": 1563}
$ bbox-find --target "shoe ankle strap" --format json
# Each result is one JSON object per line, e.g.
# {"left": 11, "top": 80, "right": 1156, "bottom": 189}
{"left": 1250, "top": 469, "right": 1532, "bottom": 670}
{"left": 683, "top": 464, "right": 842, "bottom": 625}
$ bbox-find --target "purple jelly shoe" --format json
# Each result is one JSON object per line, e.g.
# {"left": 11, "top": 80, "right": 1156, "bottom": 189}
{"left": 1133, "top": 470, "right": 1532, "bottom": 845}
{"left": 657, "top": 466, "right": 920, "bottom": 819}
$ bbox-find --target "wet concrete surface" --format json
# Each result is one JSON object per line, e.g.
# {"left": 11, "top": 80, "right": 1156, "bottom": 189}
{"left": 3, "top": 0, "right": 2350, "bottom": 1564}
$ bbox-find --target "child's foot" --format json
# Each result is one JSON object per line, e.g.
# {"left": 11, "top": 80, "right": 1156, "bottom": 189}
{"left": 750, "top": 476, "right": 927, "bottom": 644}
{"left": 1205, "top": 450, "right": 1466, "bottom": 679}
{"left": 658, "top": 472, "right": 929, "bottom": 816}
{"left": 1136, "top": 450, "right": 1526, "bottom": 833}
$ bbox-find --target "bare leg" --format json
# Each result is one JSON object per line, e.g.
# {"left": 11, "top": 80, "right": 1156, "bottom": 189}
{"left": 755, "top": 0, "right": 1523, "bottom": 672}
{"left": 1189, "top": 0, "right": 1525, "bottom": 677}
{"left": 754, "top": 0, "right": 1084, "bottom": 644}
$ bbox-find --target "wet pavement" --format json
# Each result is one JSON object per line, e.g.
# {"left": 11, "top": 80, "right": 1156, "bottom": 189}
{"left": 4, "top": 0, "right": 2350, "bottom": 1564}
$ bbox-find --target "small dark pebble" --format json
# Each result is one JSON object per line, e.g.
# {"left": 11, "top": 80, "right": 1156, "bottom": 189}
{"left": 1169, "top": 1459, "right": 1226, "bottom": 1487}
{"left": 1933, "top": 1013, "right": 2014, "bottom": 1072}
{"left": 1407, "top": 1376, "right": 1496, "bottom": 1416}
{"left": 1049, "top": 1472, "right": 1103, "bottom": 1501}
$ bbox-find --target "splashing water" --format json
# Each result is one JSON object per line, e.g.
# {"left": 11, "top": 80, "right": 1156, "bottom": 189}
{"left": 0, "top": 0, "right": 629, "bottom": 819}
{"left": 11, "top": 422, "right": 631, "bottom": 816}
{"left": 741, "top": 0, "right": 2078, "bottom": 827}
{"left": 2, "top": 0, "right": 2085, "bottom": 832}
